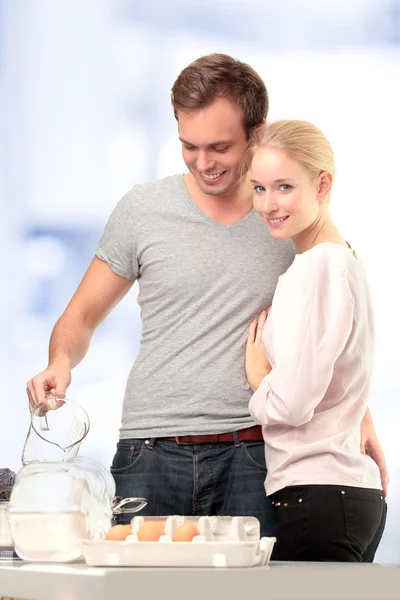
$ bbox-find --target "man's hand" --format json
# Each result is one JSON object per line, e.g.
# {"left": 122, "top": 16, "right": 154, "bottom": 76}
{"left": 26, "top": 360, "right": 71, "bottom": 412}
{"left": 245, "top": 310, "right": 272, "bottom": 392}
{"left": 361, "top": 408, "right": 389, "bottom": 497}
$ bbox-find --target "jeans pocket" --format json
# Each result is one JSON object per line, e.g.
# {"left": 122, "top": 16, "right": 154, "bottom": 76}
{"left": 110, "top": 440, "right": 146, "bottom": 473}
{"left": 342, "top": 488, "right": 384, "bottom": 555}
{"left": 241, "top": 441, "right": 267, "bottom": 471}
{"left": 272, "top": 486, "right": 308, "bottom": 508}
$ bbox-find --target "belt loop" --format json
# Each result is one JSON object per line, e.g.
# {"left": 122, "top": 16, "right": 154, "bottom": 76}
{"left": 145, "top": 437, "right": 156, "bottom": 449}
{"left": 233, "top": 431, "right": 241, "bottom": 447}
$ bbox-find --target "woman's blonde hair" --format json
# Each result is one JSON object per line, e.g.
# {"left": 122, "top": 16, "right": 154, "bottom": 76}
{"left": 248, "top": 119, "right": 336, "bottom": 181}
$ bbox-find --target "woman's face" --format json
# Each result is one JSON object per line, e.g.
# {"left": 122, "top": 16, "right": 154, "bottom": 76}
{"left": 250, "top": 147, "right": 323, "bottom": 241}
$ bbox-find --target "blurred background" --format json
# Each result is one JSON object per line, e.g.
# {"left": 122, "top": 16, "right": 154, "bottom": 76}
{"left": 0, "top": 0, "right": 399, "bottom": 562}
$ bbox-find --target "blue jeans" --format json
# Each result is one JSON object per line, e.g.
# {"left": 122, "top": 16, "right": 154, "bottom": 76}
{"left": 110, "top": 434, "right": 276, "bottom": 537}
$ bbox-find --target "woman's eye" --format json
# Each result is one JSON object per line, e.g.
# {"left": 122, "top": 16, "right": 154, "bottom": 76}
{"left": 279, "top": 184, "right": 292, "bottom": 191}
{"left": 254, "top": 185, "right": 265, "bottom": 193}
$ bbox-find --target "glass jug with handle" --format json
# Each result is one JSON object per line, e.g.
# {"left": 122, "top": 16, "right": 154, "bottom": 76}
{"left": 21, "top": 394, "right": 90, "bottom": 464}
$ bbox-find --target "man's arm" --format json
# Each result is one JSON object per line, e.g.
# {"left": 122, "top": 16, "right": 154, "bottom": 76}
{"left": 26, "top": 256, "right": 134, "bottom": 409}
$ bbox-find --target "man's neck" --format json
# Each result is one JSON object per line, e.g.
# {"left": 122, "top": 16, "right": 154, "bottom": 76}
{"left": 184, "top": 173, "right": 253, "bottom": 226}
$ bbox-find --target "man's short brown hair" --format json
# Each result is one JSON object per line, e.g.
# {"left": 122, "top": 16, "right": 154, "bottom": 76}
{"left": 171, "top": 53, "right": 268, "bottom": 139}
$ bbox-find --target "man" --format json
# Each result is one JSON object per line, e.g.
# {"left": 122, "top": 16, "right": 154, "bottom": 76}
{"left": 26, "top": 54, "right": 387, "bottom": 536}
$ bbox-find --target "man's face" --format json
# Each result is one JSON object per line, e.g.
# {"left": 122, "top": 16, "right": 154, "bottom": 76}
{"left": 177, "top": 97, "right": 249, "bottom": 197}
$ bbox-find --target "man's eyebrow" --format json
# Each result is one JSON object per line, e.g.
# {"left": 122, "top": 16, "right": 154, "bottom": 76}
{"left": 210, "top": 140, "right": 232, "bottom": 146}
{"left": 179, "top": 137, "right": 232, "bottom": 147}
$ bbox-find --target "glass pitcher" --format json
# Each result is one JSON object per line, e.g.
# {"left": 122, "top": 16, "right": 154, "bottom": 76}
{"left": 21, "top": 395, "right": 90, "bottom": 464}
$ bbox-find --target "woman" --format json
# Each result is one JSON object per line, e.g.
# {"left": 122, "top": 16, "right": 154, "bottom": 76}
{"left": 245, "top": 120, "right": 387, "bottom": 562}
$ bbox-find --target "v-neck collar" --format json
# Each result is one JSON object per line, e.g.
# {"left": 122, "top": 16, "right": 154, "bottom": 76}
{"left": 177, "top": 174, "right": 255, "bottom": 230}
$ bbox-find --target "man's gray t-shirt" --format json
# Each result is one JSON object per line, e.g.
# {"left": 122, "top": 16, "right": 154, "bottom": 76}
{"left": 96, "top": 174, "right": 295, "bottom": 438}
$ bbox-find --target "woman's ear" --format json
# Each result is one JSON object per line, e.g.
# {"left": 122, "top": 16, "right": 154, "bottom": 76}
{"left": 317, "top": 171, "right": 333, "bottom": 200}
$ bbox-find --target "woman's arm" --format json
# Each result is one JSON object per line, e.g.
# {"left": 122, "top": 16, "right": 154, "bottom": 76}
{"left": 248, "top": 254, "right": 354, "bottom": 427}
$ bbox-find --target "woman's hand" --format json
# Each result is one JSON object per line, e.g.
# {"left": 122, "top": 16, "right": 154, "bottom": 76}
{"left": 246, "top": 310, "right": 272, "bottom": 392}
{"left": 360, "top": 408, "right": 389, "bottom": 497}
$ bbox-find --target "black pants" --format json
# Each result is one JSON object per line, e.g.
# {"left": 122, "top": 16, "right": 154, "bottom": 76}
{"left": 270, "top": 484, "right": 387, "bottom": 562}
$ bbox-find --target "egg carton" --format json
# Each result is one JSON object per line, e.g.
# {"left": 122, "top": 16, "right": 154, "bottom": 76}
{"left": 82, "top": 515, "right": 276, "bottom": 568}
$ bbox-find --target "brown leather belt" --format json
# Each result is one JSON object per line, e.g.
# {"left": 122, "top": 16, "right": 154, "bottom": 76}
{"left": 159, "top": 425, "right": 263, "bottom": 445}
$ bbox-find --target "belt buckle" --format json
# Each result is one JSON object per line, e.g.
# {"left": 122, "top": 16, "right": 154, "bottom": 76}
{"left": 175, "top": 435, "right": 195, "bottom": 446}
{"left": 174, "top": 434, "right": 212, "bottom": 445}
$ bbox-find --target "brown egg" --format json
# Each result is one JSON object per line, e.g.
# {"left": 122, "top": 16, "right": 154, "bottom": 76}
{"left": 137, "top": 520, "right": 166, "bottom": 541}
{"left": 172, "top": 522, "right": 200, "bottom": 542}
{"left": 105, "top": 524, "right": 132, "bottom": 541}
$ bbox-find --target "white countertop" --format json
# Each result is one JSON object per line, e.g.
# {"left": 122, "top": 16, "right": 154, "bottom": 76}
{"left": 1, "top": 560, "right": 400, "bottom": 600}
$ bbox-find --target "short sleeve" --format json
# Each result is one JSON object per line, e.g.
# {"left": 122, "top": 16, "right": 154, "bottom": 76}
{"left": 95, "top": 191, "right": 139, "bottom": 281}
{"left": 249, "top": 251, "right": 355, "bottom": 428}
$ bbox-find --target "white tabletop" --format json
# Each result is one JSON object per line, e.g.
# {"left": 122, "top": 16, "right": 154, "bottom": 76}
{"left": 1, "top": 560, "right": 400, "bottom": 600}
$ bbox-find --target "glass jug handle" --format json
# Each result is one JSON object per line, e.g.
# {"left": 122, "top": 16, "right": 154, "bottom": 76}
{"left": 111, "top": 496, "right": 147, "bottom": 524}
